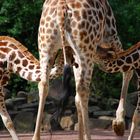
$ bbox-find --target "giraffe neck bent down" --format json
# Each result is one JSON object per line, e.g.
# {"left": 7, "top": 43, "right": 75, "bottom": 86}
{"left": 0, "top": 36, "right": 62, "bottom": 83}
{"left": 99, "top": 42, "right": 140, "bottom": 73}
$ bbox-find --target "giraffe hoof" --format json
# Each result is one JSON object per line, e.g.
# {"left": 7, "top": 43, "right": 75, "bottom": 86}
{"left": 112, "top": 119, "right": 125, "bottom": 136}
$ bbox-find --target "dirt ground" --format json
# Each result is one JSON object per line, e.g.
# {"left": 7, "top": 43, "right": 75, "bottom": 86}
{"left": 0, "top": 129, "right": 140, "bottom": 140}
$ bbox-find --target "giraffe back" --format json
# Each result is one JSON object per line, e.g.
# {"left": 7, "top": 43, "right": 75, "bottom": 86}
{"left": 0, "top": 36, "right": 39, "bottom": 65}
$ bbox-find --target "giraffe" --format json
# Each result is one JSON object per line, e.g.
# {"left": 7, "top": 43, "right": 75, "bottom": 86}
{"left": 96, "top": 41, "right": 140, "bottom": 140}
{"left": 34, "top": 0, "right": 133, "bottom": 140}
{"left": 0, "top": 36, "right": 65, "bottom": 140}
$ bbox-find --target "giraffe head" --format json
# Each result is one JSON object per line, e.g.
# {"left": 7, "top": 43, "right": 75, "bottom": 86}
{"left": 96, "top": 43, "right": 117, "bottom": 60}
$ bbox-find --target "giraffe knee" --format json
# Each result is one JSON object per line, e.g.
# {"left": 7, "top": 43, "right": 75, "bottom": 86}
{"left": 76, "top": 85, "right": 90, "bottom": 98}
{"left": 6, "top": 121, "right": 14, "bottom": 130}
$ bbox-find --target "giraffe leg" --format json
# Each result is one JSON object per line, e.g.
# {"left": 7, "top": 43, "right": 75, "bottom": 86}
{"left": 32, "top": 40, "right": 58, "bottom": 140}
{"left": 0, "top": 90, "right": 19, "bottom": 140}
{"left": 112, "top": 70, "right": 133, "bottom": 136}
{"left": 128, "top": 70, "right": 140, "bottom": 140}
{"left": 128, "top": 110, "right": 140, "bottom": 140}
{"left": 73, "top": 62, "right": 93, "bottom": 140}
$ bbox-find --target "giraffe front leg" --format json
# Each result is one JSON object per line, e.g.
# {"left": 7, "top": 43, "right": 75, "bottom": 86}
{"left": 0, "top": 91, "right": 19, "bottom": 140}
{"left": 73, "top": 63, "right": 92, "bottom": 140}
{"left": 112, "top": 71, "right": 133, "bottom": 136}
{"left": 32, "top": 55, "right": 50, "bottom": 140}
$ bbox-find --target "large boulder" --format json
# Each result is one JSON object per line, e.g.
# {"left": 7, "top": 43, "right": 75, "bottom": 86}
{"left": 13, "top": 111, "right": 35, "bottom": 132}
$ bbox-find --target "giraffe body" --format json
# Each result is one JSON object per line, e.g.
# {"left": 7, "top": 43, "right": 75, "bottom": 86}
{"left": 96, "top": 42, "right": 140, "bottom": 140}
{"left": 0, "top": 36, "right": 64, "bottom": 140}
{"left": 35, "top": 0, "right": 131, "bottom": 140}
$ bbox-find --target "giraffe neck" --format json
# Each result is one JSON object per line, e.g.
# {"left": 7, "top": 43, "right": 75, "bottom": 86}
{"left": 0, "top": 36, "right": 41, "bottom": 82}
{"left": 100, "top": 42, "right": 140, "bottom": 73}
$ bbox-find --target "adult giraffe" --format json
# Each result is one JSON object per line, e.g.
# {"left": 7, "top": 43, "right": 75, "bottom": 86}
{"left": 32, "top": 0, "right": 133, "bottom": 140}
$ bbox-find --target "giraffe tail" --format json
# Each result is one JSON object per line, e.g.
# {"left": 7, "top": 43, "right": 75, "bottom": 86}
{"left": 63, "top": 64, "right": 71, "bottom": 89}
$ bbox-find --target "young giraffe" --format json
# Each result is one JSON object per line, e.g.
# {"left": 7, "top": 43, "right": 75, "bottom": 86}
{"left": 96, "top": 41, "right": 140, "bottom": 140}
{"left": 34, "top": 0, "right": 133, "bottom": 140}
{"left": 0, "top": 36, "right": 65, "bottom": 140}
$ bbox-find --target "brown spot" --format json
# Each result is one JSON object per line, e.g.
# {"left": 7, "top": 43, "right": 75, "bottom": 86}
{"left": 50, "top": 22, "right": 54, "bottom": 28}
{"left": 84, "top": 37, "right": 89, "bottom": 44}
{"left": 27, "top": 72, "right": 32, "bottom": 81}
{"left": 95, "top": 1, "right": 100, "bottom": 9}
{"left": 126, "top": 57, "right": 132, "bottom": 64}
{"left": 36, "top": 70, "right": 40, "bottom": 73}
{"left": 80, "top": 31, "right": 87, "bottom": 40}
{"left": 49, "top": 8, "right": 55, "bottom": 15}
{"left": 132, "top": 53, "right": 139, "bottom": 61}
{"left": 9, "top": 44, "right": 18, "bottom": 49}
{"left": 46, "top": 16, "right": 51, "bottom": 21}
{"left": 122, "top": 65, "right": 130, "bottom": 72}
{"left": 1, "top": 47, "right": 11, "bottom": 53}
{"left": 14, "top": 59, "right": 20, "bottom": 64}
{"left": 41, "top": 36, "right": 45, "bottom": 41}
{"left": 36, "top": 77, "right": 41, "bottom": 82}
{"left": 71, "top": 20, "right": 77, "bottom": 28}
{"left": 18, "top": 51, "right": 24, "bottom": 58}
{"left": 0, "top": 53, "right": 5, "bottom": 59}
{"left": 99, "top": 11, "right": 103, "bottom": 20}
{"left": 75, "top": 2, "right": 82, "bottom": 8}
{"left": 82, "top": 10, "right": 87, "bottom": 19}
{"left": 134, "top": 63, "right": 138, "bottom": 68}
{"left": 22, "top": 59, "right": 28, "bottom": 67}
{"left": 16, "top": 67, "right": 22, "bottom": 73}
{"left": 117, "top": 60, "right": 124, "bottom": 66}
{"left": 0, "top": 41, "right": 7, "bottom": 46}
{"left": 46, "top": 29, "right": 52, "bottom": 34}
{"left": 72, "top": 29, "right": 78, "bottom": 36}
{"left": 9, "top": 52, "right": 16, "bottom": 61}
{"left": 107, "top": 6, "right": 112, "bottom": 17}
{"left": 114, "top": 67, "right": 120, "bottom": 71}
{"left": 74, "top": 11, "right": 81, "bottom": 21}
{"left": 1, "top": 75, "right": 9, "bottom": 86}
{"left": 40, "top": 19, "right": 45, "bottom": 25}
{"left": 106, "top": 18, "right": 111, "bottom": 27}
{"left": 29, "top": 65, "right": 35, "bottom": 70}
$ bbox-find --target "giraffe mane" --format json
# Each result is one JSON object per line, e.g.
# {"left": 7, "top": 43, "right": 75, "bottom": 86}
{"left": 109, "top": 42, "right": 140, "bottom": 60}
{"left": 0, "top": 36, "right": 39, "bottom": 65}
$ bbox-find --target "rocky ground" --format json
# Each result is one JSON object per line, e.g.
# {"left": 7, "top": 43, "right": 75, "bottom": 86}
{"left": 0, "top": 79, "right": 138, "bottom": 135}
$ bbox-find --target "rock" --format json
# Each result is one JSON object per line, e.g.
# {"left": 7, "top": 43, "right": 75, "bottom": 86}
{"left": 89, "top": 117, "right": 112, "bottom": 129}
{"left": 27, "top": 91, "right": 39, "bottom": 103}
{"left": 13, "top": 111, "right": 35, "bottom": 132}
{"left": 75, "top": 117, "right": 113, "bottom": 130}
{"left": 41, "top": 113, "right": 52, "bottom": 132}
{"left": 5, "top": 99, "right": 14, "bottom": 110}
{"left": 3, "top": 88, "right": 11, "bottom": 99}
{"left": 12, "top": 97, "right": 27, "bottom": 107}
{"left": 125, "top": 100, "right": 136, "bottom": 118}
{"left": 17, "top": 102, "right": 38, "bottom": 110}
{"left": 93, "top": 110, "right": 115, "bottom": 118}
{"left": 89, "top": 106, "right": 101, "bottom": 112}
{"left": 127, "top": 92, "right": 138, "bottom": 106}
{"left": 60, "top": 116, "right": 74, "bottom": 130}
{"left": 17, "top": 91, "right": 27, "bottom": 99}
{"left": 63, "top": 109, "right": 73, "bottom": 116}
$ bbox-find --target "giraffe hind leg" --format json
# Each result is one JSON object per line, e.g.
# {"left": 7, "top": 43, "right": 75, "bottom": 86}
{"left": 112, "top": 71, "right": 133, "bottom": 136}
{"left": 128, "top": 69, "right": 140, "bottom": 140}
{"left": 0, "top": 90, "right": 19, "bottom": 140}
